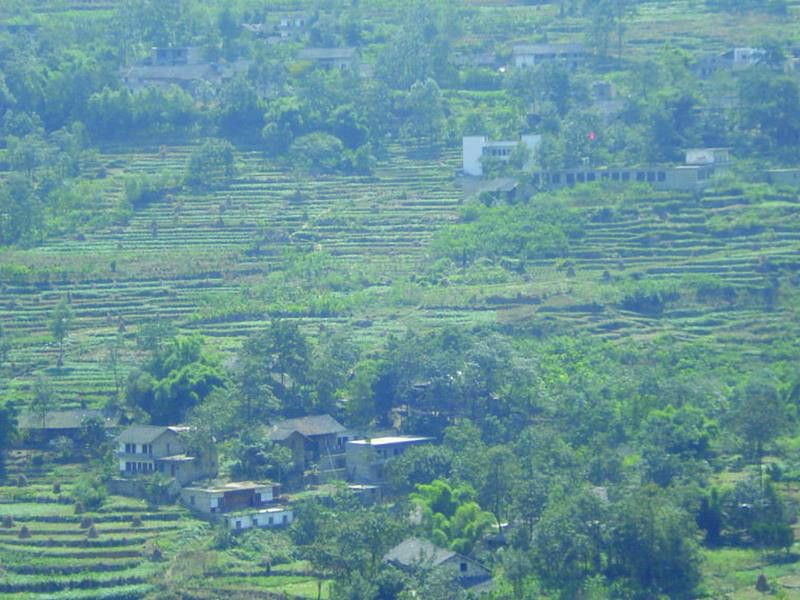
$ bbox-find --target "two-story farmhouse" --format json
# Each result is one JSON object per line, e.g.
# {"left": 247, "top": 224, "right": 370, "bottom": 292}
{"left": 384, "top": 538, "right": 491, "bottom": 590}
{"left": 267, "top": 414, "right": 349, "bottom": 473}
{"left": 346, "top": 436, "right": 433, "bottom": 484}
{"left": 512, "top": 43, "right": 588, "bottom": 69}
{"left": 462, "top": 134, "right": 542, "bottom": 177}
{"left": 116, "top": 425, "right": 217, "bottom": 485}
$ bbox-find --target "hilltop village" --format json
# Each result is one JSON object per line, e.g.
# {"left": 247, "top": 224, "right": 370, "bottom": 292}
{"left": 2, "top": 1, "right": 800, "bottom": 599}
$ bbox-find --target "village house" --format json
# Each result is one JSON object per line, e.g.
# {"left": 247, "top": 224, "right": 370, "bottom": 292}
{"left": 267, "top": 414, "right": 349, "bottom": 473}
{"left": 383, "top": 537, "right": 491, "bottom": 591}
{"left": 222, "top": 505, "right": 294, "bottom": 531}
{"left": 695, "top": 47, "right": 766, "bottom": 78}
{"left": 512, "top": 43, "right": 588, "bottom": 69}
{"left": 766, "top": 168, "right": 800, "bottom": 187}
{"left": 181, "top": 480, "right": 281, "bottom": 514}
{"left": 462, "top": 134, "right": 542, "bottom": 177}
{"left": 180, "top": 480, "right": 292, "bottom": 531}
{"left": 121, "top": 46, "right": 250, "bottom": 97}
{"left": 116, "top": 425, "right": 217, "bottom": 486}
{"left": 346, "top": 436, "right": 433, "bottom": 484}
{"left": 297, "top": 47, "right": 359, "bottom": 71}
{"left": 18, "top": 408, "right": 118, "bottom": 445}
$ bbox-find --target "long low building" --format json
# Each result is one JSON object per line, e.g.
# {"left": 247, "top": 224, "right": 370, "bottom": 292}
{"left": 529, "top": 164, "right": 716, "bottom": 192}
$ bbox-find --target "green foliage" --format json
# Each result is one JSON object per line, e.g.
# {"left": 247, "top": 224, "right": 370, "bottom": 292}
{"left": 186, "top": 139, "right": 236, "bottom": 189}
{"left": 126, "top": 334, "right": 226, "bottom": 424}
{"left": 72, "top": 473, "right": 108, "bottom": 511}
{"left": 410, "top": 479, "right": 494, "bottom": 555}
{"left": 432, "top": 201, "right": 583, "bottom": 267}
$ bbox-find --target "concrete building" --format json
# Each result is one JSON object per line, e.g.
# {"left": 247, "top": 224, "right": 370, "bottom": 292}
{"left": 462, "top": 134, "right": 542, "bottom": 177}
{"left": 222, "top": 505, "right": 294, "bottom": 531}
{"left": 116, "top": 425, "right": 217, "bottom": 486}
{"left": 181, "top": 481, "right": 281, "bottom": 515}
{"left": 346, "top": 436, "right": 433, "bottom": 484}
{"left": 384, "top": 537, "right": 491, "bottom": 588}
{"left": 512, "top": 43, "right": 588, "bottom": 69}
{"left": 298, "top": 47, "right": 359, "bottom": 71}
{"left": 529, "top": 164, "right": 715, "bottom": 192}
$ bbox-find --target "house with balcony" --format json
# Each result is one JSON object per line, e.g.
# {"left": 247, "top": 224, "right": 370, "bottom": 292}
{"left": 346, "top": 436, "right": 433, "bottom": 484}
{"left": 116, "top": 425, "right": 216, "bottom": 486}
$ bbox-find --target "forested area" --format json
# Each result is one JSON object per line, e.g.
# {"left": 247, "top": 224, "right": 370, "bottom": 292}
{"left": 2, "top": 0, "right": 800, "bottom": 598}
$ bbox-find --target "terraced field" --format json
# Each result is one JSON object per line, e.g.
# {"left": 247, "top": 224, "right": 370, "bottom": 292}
{"left": 0, "top": 451, "right": 192, "bottom": 599}
{"left": 3, "top": 141, "right": 800, "bottom": 404}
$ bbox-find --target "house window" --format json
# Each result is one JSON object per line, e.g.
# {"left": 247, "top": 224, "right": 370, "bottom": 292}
{"left": 587, "top": 173, "right": 596, "bottom": 182}
{"left": 269, "top": 516, "right": 274, "bottom": 525}
{"left": 622, "top": 172, "right": 630, "bottom": 181}
{"left": 190, "top": 496, "right": 195, "bottom": 506}
{"left": 577, "top": 173, "right": 585, "bottom": 183}
{"left": 636, "top": 172, "right": 645, "bottom": 182}
{"left": 394, "top": 448, "right": 401, "bottom": 456}
{"left": 235, "top": 520, "right": 242, "bottom": 530}
{"left": 282, "top": 515, "right": 289, "bottom": 524}
{"left": 252, "top": 518, "right": 258, "bottom": 526}
{"left": 647, "top": 172, "right": 656, "bottom": 182}
{"left": 166, "top": 443, "right": 170, "bottom": 454}
{"left": 460, "top": 562, "right": 468, "bottom": 573}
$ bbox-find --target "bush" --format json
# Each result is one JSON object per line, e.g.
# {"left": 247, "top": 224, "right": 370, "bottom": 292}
{"left": 80, "top": 516, "right": 94, "bottom": 529}
{"left": 74, "top": 501, "right": 84, "bottom": 514}
{"left": 131, "top": 515, "right": 143, "bottom": 527}
{"left": 52, "top": 483, "right": 61, "bottom": 494}
{"left": 2, "top": 515, "right": 13, "bottom": 528}
{"left": 87, "top": 525, "right": 98, "bottom": 539}
{"left": 17, "top": 474, "right": 28, "bottom": 487}
{"left": 186, "top": 138, "right": 235, "bottom": 189}
{"left": 73, "top": 474, "right": 107, "bottom": 511}
{"left": 19, "top": 525, "right": 30, "bottom": 538}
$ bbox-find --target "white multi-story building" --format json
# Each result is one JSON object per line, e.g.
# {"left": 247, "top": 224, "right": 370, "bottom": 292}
{"left": 462, "top": 134, "right": 542, "bottom": 177}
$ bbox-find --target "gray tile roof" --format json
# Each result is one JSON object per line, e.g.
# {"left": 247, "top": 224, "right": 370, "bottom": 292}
{"left": 268, "top": 414, "right": 346, "bottom": 441}
{"left": 298, "top": 47, "right": 357, "bottom": 61}
{"left": 116, "top": 425, "right": 176, "bottom": 444}
{"left": 383, "top": 537, "right": 456, "bottom": 568}
{"left": 18, "top": 409, "right": 110, "bottom": 431}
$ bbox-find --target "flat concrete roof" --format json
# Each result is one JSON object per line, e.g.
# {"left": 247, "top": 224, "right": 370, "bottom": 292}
{"left": 185, "top": 481, "right": 274, "bottom": 493}
{"left": 348, "top": 436, "right": 433, "bottom": 447}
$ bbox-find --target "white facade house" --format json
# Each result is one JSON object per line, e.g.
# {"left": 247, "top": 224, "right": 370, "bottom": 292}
{"left": 462, "top": 134, "right": 542, "bottom": 177}
{"left": 685, "top": 148, "right": 732, "bottom": 166}
{"left": 222, "top": 506, "right": 294, "bottom": 531}
{"left": 346, "top": 436, "right": 434, "bottom": 483}
{"left": 512, "top": 43, "right": 588, "bottom": 69}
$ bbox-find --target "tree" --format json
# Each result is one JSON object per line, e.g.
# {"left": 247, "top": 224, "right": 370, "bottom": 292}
{"left": 608, "top": 486, "right": 701, "bottom": 599}
{"left": 186, "top": 138, "right": 236, "bottom": 189}
{"left": 79, "top": 415, "right": 108, "bottom": 458}
{"left": 50, "top": 299, "right": 72, "bottom": 368}
{"left": 0, "top": 323, "right": 11, "bottom": 367}
{"left": 31, "top": 375, "right": 56, "bottom": 429}
{"left": 404, "top": 78, "right": 446, "bottom": 143}
{"left": 739, "top": 69, "right": 800, "bottom": 150}
{"left": 731, "top": 375, "right": 786, "bottom": 475}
